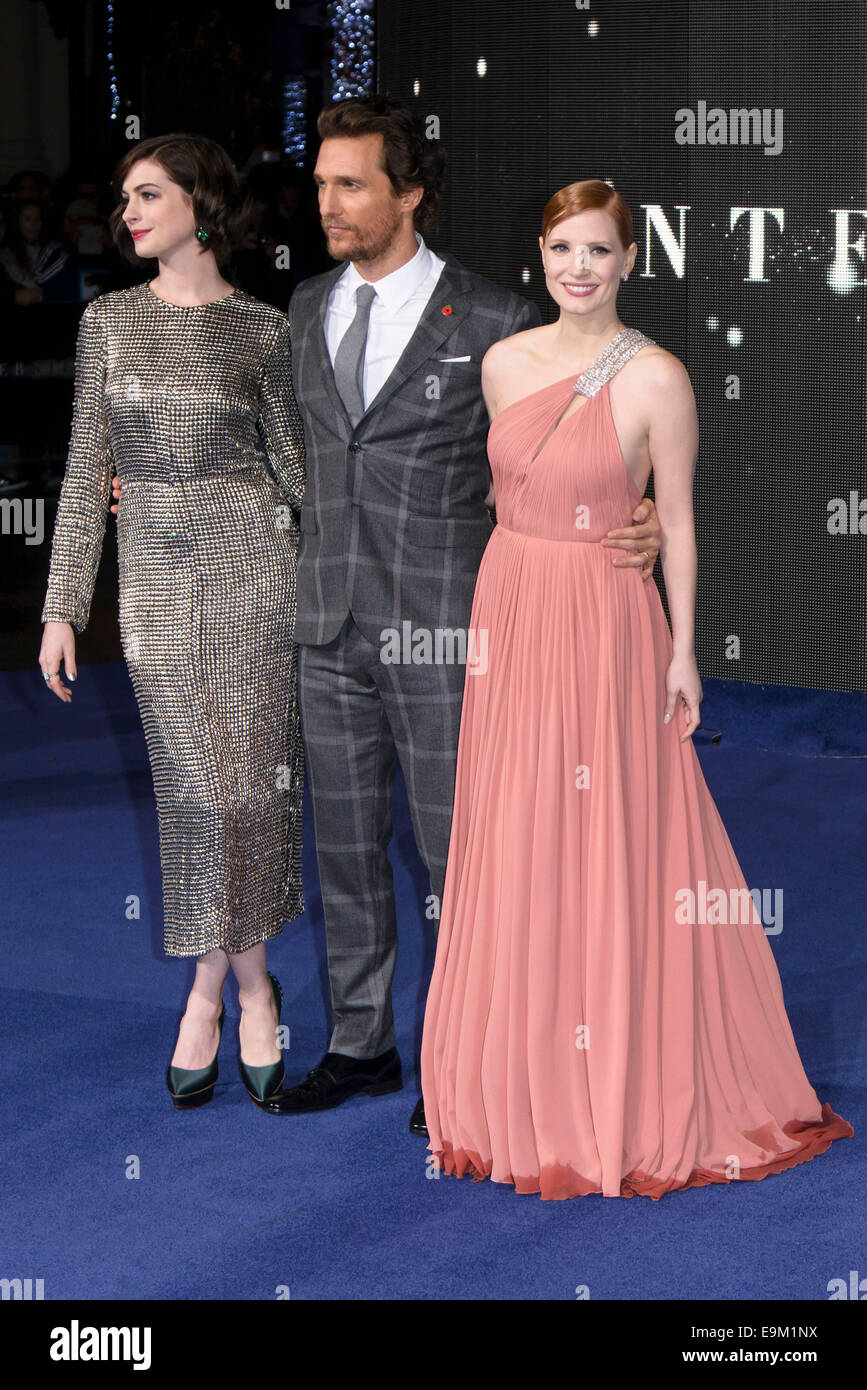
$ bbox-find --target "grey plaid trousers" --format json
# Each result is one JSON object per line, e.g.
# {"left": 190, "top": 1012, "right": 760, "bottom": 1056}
{"left": 298, "top": 612, "right": 466, "bottom": 1056}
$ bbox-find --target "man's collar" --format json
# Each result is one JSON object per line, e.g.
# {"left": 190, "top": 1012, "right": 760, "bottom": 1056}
{"left": 340, "top": 232, "right": 438, "bottom": 311}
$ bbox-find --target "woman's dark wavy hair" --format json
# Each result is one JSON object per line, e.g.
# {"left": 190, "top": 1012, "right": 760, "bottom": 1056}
{"left": 317, "top": 95, "right": 447, "bottom": 234}
{"left": 108, "top": 132, "right": 251, "bottom": 267}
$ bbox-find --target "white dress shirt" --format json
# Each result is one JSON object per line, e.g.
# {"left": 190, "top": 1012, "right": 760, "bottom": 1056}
{"left": 324, "top": 232, "right": 446, "bottom": 409}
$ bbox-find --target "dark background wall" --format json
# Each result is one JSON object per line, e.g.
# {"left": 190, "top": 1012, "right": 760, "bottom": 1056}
{"left": 377, "top": 0, "right": 867, "bottom": 691}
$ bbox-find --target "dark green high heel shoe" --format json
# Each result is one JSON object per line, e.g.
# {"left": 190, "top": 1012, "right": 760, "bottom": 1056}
{"left": 166, "top": 1002, "right": 226, "bottom": 1109}
{"left": 238, "top": 972, "right": 284, "bottom": 1107}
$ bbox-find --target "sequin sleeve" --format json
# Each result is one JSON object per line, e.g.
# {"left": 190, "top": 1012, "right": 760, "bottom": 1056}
{"left": 41, "top": 299, "right": 114, "bottom": 633}
{"left": 257, "top": 318, "right": 305, "bottom": 511}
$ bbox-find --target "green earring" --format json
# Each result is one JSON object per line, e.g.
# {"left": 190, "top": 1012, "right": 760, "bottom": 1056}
{"left": 196, "top": 225, "right": 210, "bottom": 244}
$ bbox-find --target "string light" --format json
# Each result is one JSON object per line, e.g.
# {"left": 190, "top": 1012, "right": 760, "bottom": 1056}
{"left": 328, "top": 0, "right": 375, "bottom": 101}
{"left": 107, "top": 1, "right": 119, "bottom": 121}
{"left": 282, "top": 78, "right": 307, "bottom": 166}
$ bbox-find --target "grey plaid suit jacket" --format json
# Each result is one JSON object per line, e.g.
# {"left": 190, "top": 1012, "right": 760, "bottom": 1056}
{"left": 287, "top": 252, "right": 541, "bottom": 646}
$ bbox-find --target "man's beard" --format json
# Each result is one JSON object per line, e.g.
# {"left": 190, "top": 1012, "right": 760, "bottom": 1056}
{"left": 323, "top": 209, "right": 403, "bottom": 264}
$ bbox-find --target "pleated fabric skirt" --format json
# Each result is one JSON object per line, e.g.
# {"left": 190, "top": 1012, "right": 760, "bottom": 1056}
{"left": 421, "top": 524, "right": 852, "bottom": 1198}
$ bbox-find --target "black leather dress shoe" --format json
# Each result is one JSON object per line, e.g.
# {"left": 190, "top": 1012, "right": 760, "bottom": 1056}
{"left": 409, "top": 1095, "right": 428, "bottom": 1137}
{"left": 263, "top": 1048, "right": 402, "bottom": 1114}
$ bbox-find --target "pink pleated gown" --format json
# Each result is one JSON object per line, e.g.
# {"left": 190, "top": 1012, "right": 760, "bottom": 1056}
{"left": 420, "top": 327, "right": 852, "bottom": 1200}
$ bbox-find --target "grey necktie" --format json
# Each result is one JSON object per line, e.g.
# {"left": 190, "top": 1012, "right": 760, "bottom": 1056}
{"left": 333, "top": 282, "right": 377, "bottom": 426}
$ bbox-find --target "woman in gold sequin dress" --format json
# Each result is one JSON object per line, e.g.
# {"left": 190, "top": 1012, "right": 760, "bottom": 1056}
{"left": 38, "top": 135, "right": 305, "bottom": 1110}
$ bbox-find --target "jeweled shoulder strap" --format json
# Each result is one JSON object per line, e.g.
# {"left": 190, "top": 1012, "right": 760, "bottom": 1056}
{"left": 574, "top": 327, "right": 656, "bottom": 397}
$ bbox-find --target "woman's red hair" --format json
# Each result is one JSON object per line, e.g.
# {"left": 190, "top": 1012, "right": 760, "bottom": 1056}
{"left": 541, "top": 179, "right": 633, "bottom": 249}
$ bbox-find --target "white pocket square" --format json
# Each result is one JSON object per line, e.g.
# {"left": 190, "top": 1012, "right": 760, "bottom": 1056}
{"left": 438, "top": 355, "right": 472, "bottom": 363}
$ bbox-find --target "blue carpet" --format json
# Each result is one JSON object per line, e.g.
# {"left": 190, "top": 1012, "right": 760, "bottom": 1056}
{"left": 0, "top": 663, "right": 862, "bottom": 1300}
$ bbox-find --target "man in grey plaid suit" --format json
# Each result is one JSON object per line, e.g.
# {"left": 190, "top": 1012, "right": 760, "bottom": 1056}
{"left": 264, "top": 97, "right": 662, "bottom": 1132}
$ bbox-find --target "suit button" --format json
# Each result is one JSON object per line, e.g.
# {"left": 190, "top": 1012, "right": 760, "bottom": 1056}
{"left": 349, "top": 442, "right": 361, "bottom": 453}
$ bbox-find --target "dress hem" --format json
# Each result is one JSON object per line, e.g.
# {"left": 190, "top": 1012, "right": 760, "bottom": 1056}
{"left": 163, "top": 895, "right": 306, "bottom": 958}
{"left": 427, "top": 1102, "right": 853, "bottom": 1201}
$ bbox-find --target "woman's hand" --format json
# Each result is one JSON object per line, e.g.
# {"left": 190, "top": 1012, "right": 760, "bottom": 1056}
{"left": 664, "top": 653, "right": 702, "bottom": 740}
{"left": 39, "top": 622, "right": 77, "bottom": 702}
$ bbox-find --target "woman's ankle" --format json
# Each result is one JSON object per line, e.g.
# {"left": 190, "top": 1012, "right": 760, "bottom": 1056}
{"left": 183, "top": 990, "right": 223, "bottom": 1021}
{"left": 238, "top": 981, "right": 273, "bottom": 1010}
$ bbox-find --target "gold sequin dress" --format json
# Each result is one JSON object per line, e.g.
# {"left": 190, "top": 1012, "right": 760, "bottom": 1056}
{"left": 42, "top": 281, "right": 306, "bottom": 956}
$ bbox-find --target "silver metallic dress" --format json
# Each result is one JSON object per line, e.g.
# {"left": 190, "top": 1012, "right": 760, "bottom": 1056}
{"left": 42, "top": 281, "right": 306, "bottom": 957}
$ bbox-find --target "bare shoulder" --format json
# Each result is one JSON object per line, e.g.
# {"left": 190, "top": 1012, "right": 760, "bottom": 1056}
{"left": 618, "top": 344, "right": 698, "bottom": 464}
{"left": 624, "top": 342, "right": 693, "bottom": 397}
{"left": 482, "top": 323, "right": 550, "bottom": 377}
{"left": 482, "top": 325, "right": 553, "bottom": 414}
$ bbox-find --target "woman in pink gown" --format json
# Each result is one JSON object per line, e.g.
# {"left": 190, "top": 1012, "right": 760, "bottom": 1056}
{"left": 420, "top": 179, "right": 852, "bottom": 1200}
